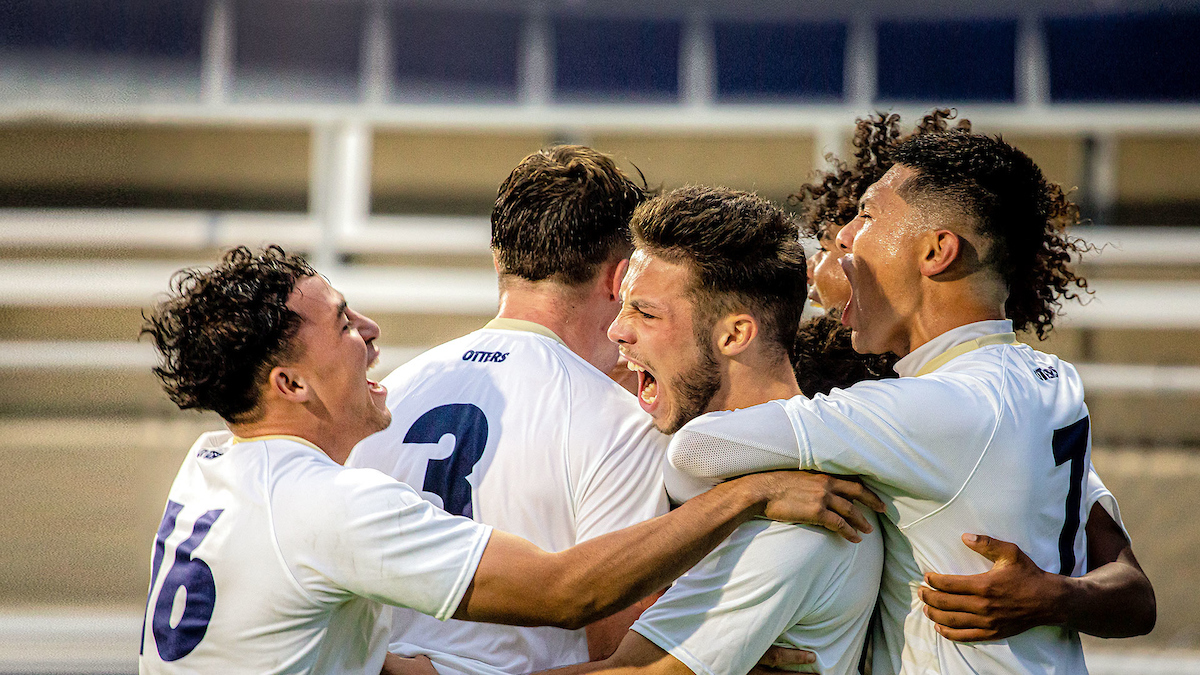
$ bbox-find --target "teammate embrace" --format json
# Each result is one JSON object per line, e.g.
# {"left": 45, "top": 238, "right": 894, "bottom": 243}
{"left": 139, "top": 114, "right": 1154, "bottom": 675}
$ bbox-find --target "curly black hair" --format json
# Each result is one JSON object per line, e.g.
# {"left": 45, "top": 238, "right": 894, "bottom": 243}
{"left": 793, "top": 315, "right": 899, "bottom": 395}
{"left": 892, "top": 131, "right": 1091, "bottom": 339}
{"left": 141, "top": 245, "right": 316, "bottom": 423}
{"left": 791, "top": 108, "right": 970, "bottom": 240}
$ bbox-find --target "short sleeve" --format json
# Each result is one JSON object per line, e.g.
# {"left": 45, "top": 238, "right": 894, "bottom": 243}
{"left": 570, "top": 402, "right": 669, "bottom": 544}
{"left": 281, "top": 467, "right": 492, "bottom": 621}
{"left": 1085, "top": 464, "right": 1130, "bottom": 542}
{"left": 631, "top": 520, "right": 878, "bottom": 675}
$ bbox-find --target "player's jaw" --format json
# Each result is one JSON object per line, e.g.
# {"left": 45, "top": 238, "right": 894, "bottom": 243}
{"left": 622, "top": 344, "right": 721, "bottom": 435}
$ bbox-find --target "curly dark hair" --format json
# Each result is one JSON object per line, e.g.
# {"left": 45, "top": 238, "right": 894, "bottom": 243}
{"left": 892, "top": 131, "right": 1091, "bottom": 339}
{"left": 791, "top": 109, "right": 971, "bottom": 240}
{"left": 631, "top": 185, "right": 808, "bottom": 361}
{"left": 141, "top": 245, "right": 316, "bottom": 423}
{"left": 492, "top": 145, "right": 649, "bottom": 285}
{"left": 792, "top": 315, "right": 898, "bottom": 396}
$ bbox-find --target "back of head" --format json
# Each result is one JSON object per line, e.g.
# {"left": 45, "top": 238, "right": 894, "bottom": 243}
{"left": 630, "top": 185, "right": 808, "bottom": 360}
{"left": 492, "top": 145, "right": 647, "bottom": 285}
{"left": 891, "top": 130, "right": 1089, "bottom": 338}
{"left": 142, "top": 245, "right": 315, "bottom": 424}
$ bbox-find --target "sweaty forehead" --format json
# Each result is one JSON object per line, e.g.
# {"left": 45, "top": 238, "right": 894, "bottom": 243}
{"left": 288, "top": 275, "right": 342, "bottom": 321}
{"left": 624, "top": 249, "right": 692, "bottom": 304}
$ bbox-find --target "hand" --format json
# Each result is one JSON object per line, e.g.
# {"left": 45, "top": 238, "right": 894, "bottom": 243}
{"left": 381, "top": 654, "right": 437, "bottom": 675}
{"left": 749, "top": 645, "right": 818, "bottom": 674}
{"left": 920, "top": 533, "right": 1067, "bottom": 642}
{"left": 758, "top": 471, "right": 885, "bottom": 543}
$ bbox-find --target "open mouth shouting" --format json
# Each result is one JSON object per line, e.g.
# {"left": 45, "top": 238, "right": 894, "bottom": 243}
{"left": 624, "top": 355, "right": 661, "bottom": 415}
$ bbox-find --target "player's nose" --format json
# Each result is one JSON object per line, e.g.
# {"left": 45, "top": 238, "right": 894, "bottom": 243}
{"left": 352, "top": 308, "right": 381, "bottom": 342}
{"left": 607, "top": 314, "right": 634, "bottom": 345}
{"left": 836, "top": 218, "right": 860, "bottom": 253}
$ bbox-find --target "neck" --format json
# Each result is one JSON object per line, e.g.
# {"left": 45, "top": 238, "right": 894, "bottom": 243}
{"left": 708, "top": 351, "right": 801, "bottom": 413}
{"left": 496, "top": 277, "right": 620, "bottom": 372}
{"left": 228, "top": 415, "right": 356, "bottom": 465}
{"left": 899, "top": 282, "right": 1006, "bottom": 356}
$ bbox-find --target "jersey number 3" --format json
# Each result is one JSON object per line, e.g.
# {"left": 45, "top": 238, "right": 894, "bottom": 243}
{"left": 405, "top": 403, "right": 489, "bottom": 518}
{"left": 1052, "top": 416, "right": 1089, "bottom": 575}
{"left": 141, "top": 500, "right": 222, "bottom": 661}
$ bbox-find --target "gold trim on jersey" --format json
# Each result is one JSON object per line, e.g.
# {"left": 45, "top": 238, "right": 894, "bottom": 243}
{"left": 484, "top": 317, "right": 567, "bottom": 346}
{"left": 916, "top": 332, "right": 1020, "bottom": 377}
{"left": 232, "top": 434, "right": 323, "bottom": 453}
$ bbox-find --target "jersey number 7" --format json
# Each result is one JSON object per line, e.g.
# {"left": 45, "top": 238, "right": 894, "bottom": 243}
{"left": 1052, "top": 416, "right": 1089, "bottom": 575}
{"left": 141, "top": 501, "right": 222, "bottom": 661}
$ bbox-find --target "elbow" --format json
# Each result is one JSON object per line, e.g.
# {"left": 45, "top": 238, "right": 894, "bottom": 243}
{"left": 1132, "top": 582, "right": 1157, "bottom": 636}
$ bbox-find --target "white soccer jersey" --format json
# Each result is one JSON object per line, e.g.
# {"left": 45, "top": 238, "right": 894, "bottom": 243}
{"left": 632, "top": 516, "right": 883, "bottom": 675}
{"left": 668, "top": 320, "right": 1125, "bottom": 675}
{"left": 138, "top": 432, "right": 491, "bottom": 675}
{"left": 348, "top": 319, "right": 669, "bottom": 675}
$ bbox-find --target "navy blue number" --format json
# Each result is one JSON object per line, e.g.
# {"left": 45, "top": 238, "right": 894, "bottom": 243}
{"left": 405, "top": 403, "right": 489, "bottom": 518}
{"left": 142, "top": 501, "right": 223, "bottom": 661}
{"left": 1052, "top": 417, "right": 1089, "bottom": 575}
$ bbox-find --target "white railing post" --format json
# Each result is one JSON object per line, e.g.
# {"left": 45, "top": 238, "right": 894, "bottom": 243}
{"left": 681, "top": 10, "right": 714, "bottom": 109}
{"left": 846, "top": 17, "right": 876, "bottom": 108}
{"left": 520, "top": 8, "right": 553, "bottom": 108}
{"left": 201, "top": 0, "right": 234, "bottom": 105}
{"left": 362, "top": 0, "right": 391, "bottom": 106}
{"left": 310, "top": 121, "right": 373, "bottom": 271}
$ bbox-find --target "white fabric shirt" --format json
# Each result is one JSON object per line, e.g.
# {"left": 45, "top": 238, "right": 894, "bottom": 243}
{"left": 139, "top": 432, "right": 491, "bottom": 675}
{"left": 668, "top": 320, "right": 1126, "bottom": 675}
{"left": 632, "top": 515, "right": 883, "bottom": 675}
{"left": 349, "top": 320, "right": 669, "bottom": 675}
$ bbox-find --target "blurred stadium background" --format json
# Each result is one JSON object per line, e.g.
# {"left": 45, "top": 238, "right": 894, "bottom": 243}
{"left": 1, "top": 0, "right": 1199, "bottom": 672}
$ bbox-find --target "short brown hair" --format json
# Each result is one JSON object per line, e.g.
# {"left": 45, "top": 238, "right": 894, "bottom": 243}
{"left": 631, "top": 186, "right": 807, "bottom": 360}
{"left": 492, "top": 145, "right": 648, "bottom": 285}
{"left": 141, "top": 245, "right": 315, "bottom": 423}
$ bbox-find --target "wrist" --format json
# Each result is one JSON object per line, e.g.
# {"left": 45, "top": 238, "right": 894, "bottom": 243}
{"left": 1046, "top": 572, "right": 1081, "bottom": 627}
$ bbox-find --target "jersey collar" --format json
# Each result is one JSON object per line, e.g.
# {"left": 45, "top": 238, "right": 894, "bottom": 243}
{"left": 484, "top": 317, "right": 567, "bottom": 346}
{"left": 894, "top": 319, "right": 1018, "bottom": 378}
{"left": 232, "top": 434, "right": 324, "bottom": 453}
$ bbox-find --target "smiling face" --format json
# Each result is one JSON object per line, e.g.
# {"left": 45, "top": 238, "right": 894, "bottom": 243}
{"left": 835, "top": 164, "right": 930, "bottom": 356}
{"left": 607, "top": 249, "right": 720, "bottom": 434}
{"left": 809, "top": 224, "right": 853, "bottom": 316}
{"left": 285, "top": 275, "right": 390, "bottom": 444}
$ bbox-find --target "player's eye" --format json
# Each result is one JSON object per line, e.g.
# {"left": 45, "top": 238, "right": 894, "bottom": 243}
{"left": 638, "top": 309, "right": 655, "bottom": 320}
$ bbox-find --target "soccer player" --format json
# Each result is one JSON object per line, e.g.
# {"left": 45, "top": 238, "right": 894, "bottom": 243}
{"left": 541, "top": 186, "right": 884, "bottom": 675}
{"left": 792, "top": 111, "right": 1154, "bottom": 650}
{"left": 666, "top": 131, "right": 1155, "bottom": 674}
{"left": 137, "top": 246, "right": 882, "bottom": 674}
{"left": 348, "top": 145, "right": 671, "bottom": 673}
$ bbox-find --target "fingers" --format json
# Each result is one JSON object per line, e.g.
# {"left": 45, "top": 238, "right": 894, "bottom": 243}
{"left": 919, "top": 585, "right": 989, "bottom": 613}
{"left": 816, "top": 509, "right": 861, "bottom": 543}
{"left": 962, "top": 533, "right": 1020, "bottom": 563}
{"left": 925, "top": 606, "right": 992, "bottom": 630}
{"left": 932, "top": 623, "right": 998, "bottom": 643}
{"left": 828, "top": 476, "right": 886, "bottom": 513}
{"left": 759, "top": 646, "right": 817, "bottom": 668}
{"left": 924, "top": 571, "right": 987, "bottom": 595}
{"left": 825, "top": 493, "right": 874, "bottom": 536}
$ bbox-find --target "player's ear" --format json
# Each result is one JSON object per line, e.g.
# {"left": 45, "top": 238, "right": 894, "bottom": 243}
{"left": 267, "top": 365, "right": 309, "bottom": 403}
{"left": 716, "top": 313, "right": 757, "bottom": 357}
{"left": 606, "top": 257, "right": 630, "bottom": 301}
{"left": 920, "top": 230, "right": 961, "bottom": 278}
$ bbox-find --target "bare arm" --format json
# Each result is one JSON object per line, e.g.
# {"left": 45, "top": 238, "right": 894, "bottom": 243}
{"left": 454, "top": 470, "right": 884, "bottom": 629}
{"left": 539, "top": 632, "right": 817, "bottom": 675}
{"left": 921, "top": 503, "right": 1156, "bottom": 641}
{"left": 586, "top": 592, "right": 662, "bottom": 661}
